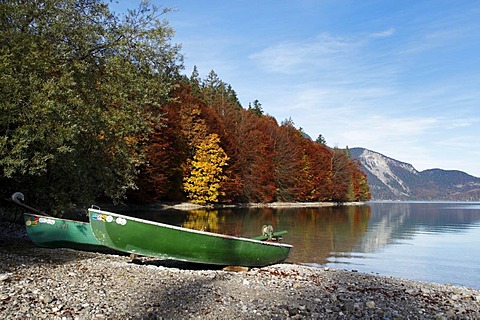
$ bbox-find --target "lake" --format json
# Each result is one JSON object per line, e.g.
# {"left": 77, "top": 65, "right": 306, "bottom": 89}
{"left": 117, "top": 201, "right": 480, "bottom": 289}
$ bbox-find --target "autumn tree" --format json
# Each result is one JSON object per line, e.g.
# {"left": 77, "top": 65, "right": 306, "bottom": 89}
{"left": 351, "top": 160, "right": 371, "bottom": 201}
{"left": 235, "top": 113, "right": 276, "bottom": 202}
{"left": 193, "top": 70, "right": 245, "bottom": 202}
{"left": 183, "top": 134, "right": 229, "bottom": 204}
{"left": 295, "top": 138, "right": 332, "bottom": 201}
{"left": 330, "top": 147, "right": 353, "bottom": 202}
{"left": 268, "top": 118, "right": 305, "bottom": 201}
{"left": 311, "top": 143, "right": 335, "bottom": 201}
{"left": 180, "top": 104, "right": 208, "bottom": 158}
{"left": 128, "top": 86, "right": 192, "bottom": 203}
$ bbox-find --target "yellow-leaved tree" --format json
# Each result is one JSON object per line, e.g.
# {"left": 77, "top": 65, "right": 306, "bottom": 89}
{"left": 184, "top": 134, "right": 229, "bottom": 204}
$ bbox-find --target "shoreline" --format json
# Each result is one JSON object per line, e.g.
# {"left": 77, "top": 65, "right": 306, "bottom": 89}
{"left": 1, "top": 222, "right": 479, "bottom": 319}
{"left": 113, "top": 201, "right": 366, "bottom": 211}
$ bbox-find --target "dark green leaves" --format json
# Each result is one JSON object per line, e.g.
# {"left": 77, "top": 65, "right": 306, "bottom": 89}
{"left": 0, "top": 0, "right": 182, "bottom": 214}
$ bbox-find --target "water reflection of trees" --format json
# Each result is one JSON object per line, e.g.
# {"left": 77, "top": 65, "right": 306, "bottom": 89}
{"left": 281, "top": 206, "right": 371, "bottom": 264}
{"left": 180, "top": 205, "right": 372, "bottom": 265}
{"left": 182, "top": 210, "right": 223, "bottom": 233}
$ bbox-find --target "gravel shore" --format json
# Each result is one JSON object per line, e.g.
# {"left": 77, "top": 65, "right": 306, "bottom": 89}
{"left": 1, "top": 222, "right": 479, "bottom": 319}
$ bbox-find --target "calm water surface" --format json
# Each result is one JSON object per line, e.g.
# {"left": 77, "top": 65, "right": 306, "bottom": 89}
{"left": 115, "top": 202, "right": 480, "bottom": 289}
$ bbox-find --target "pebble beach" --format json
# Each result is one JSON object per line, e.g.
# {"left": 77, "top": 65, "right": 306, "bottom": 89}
{"left": 1, "top": 221, "right": 480, "bottom": 319}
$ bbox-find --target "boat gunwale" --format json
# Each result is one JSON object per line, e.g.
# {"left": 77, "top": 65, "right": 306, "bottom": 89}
{"left": 88, "top": 208, "right": 293, "bottom": 248}
{"left": 24, "top": 212, "right": 90, "bottom": 225}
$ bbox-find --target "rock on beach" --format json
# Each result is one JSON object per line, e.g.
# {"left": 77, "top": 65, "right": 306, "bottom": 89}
{"left": 1, "top": 222, "right": 480, "bottom": 319}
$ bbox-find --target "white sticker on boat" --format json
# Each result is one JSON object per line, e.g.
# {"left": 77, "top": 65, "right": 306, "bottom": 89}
{"left": 115, "top": 217, "right": 127, "bottom": 225}
{"left": 39, "top": 217, "right": 55, "bottom": 225}
{"left": 106, "top": 215, "right": 113, "bottom": 223}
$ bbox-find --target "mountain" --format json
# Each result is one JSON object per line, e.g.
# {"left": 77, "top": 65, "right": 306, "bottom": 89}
{"left": 350, "top": 148, "right": 480, "bottom": 201}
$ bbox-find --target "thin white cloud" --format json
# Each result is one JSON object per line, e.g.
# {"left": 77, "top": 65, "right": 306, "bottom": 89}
{"left": 370, "top": 28, "right": 396, "bottom": 38}
{"left": 322, "top": 116, "right": 439, "bottom": 148}
{"left": 443, "top": 119, "right": 477, "bottom": 130}
{"left": 249, "top": 33, "right": 358, "bottom": 74}
{"left": 249, "top": 30, "right": 403, "bottom": 97}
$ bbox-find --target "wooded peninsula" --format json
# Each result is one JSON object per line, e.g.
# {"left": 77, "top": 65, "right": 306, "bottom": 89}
{"left": 1, "top": 1, "right": 370, "bottom": 215}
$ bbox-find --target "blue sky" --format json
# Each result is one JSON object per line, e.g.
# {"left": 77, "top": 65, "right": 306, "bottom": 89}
{"left": 114, "top": 1, "right": 480, "bottom": 177}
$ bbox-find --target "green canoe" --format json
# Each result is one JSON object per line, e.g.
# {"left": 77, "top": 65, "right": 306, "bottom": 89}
{"left": 88, "top": 208, "right": 292, "bottom": 267}
{"left": 23, "top": 212, "right": 108, "bottom": 251}
{"left": 11, "top": 192, "right": 112, "bottom": 252}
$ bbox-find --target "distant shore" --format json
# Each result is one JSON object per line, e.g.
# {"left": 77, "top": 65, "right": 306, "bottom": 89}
{"left": 151, "top": 201, "right": 366, "bottom": 211}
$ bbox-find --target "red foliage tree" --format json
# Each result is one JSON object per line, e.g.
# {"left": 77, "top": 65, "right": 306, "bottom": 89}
{"left": 262, "top": 118, "right": 305, "bottom": 201}
{"left": 296, "top": 139, "right": 333, "bottom": 201}
{"left": 234, "top": 111, "right": 277, "bottom": 202}
{"left": 329, "top": 147, "right": 354, "bottom": 202}
{"left": 129, "top": 87, "right": 189, "bottom": 202}
{"left": 350, "top": 160, "right": 371, "bottom": 201}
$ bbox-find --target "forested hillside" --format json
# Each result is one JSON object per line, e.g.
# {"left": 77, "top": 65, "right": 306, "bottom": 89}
{"left": 0, "top": 0, "right": 370, "bottom": 214}
{"left": 128, "top": 71, "right": 371, "bottom": 205}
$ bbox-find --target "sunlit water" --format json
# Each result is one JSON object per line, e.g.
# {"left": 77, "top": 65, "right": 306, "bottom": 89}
{"left": 320, "top": 202, "right": 480, "bottom": 289}
{"left": 112, "top": 201, "right": 480, "bottom": 289}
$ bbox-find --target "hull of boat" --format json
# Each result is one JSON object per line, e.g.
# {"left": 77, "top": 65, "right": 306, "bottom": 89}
{"left": 24, "top": 213, "right": 108, "bottom": 252}
{"left": 88, "top": 209, "right": 292, "bottom": 267}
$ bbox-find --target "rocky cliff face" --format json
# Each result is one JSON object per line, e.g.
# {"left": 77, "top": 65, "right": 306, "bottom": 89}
{"left": 350, "top": 148, "right": 480, "bottom": 201}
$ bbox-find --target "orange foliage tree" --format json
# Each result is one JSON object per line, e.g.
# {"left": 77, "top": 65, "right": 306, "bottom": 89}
{"left": 183, "top": 133, "right": 229, "bottom": 204}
